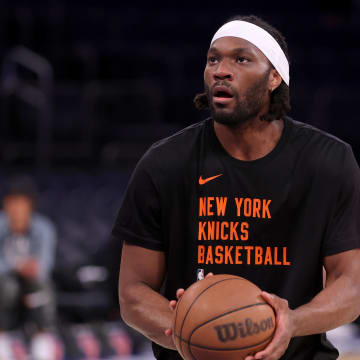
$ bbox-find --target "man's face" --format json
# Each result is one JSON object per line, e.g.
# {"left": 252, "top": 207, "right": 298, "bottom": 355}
{"left": 204, "top": 36, "right": 273, "bottom": 127}
{"left": 3, "top": 195, "right": 33, "bottom": 234}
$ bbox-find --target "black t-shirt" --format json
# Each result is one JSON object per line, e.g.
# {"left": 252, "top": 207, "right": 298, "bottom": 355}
{"left": 112, "top": 117, "right": 360, "bottom": 360}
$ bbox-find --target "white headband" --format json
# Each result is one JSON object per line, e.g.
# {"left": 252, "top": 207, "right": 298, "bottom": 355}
{"left": 211, "top": 20, "right": 290, "bottom": 86}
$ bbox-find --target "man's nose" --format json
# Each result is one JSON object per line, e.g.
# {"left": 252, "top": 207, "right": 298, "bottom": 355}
{"left": 214, "top": 61, "right": 234, "bottom": 81}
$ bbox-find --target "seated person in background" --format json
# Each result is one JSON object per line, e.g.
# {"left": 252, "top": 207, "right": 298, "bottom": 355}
{"left": 0, "top": 176, "right": 57, "bottom": 333}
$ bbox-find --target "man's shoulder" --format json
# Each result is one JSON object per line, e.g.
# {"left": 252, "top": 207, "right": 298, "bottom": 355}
{"left": 288, "top": 117, "right": 350, "bottom": 150}
{"left": 0, "top": 211, "right": 6, "bottom": 221}
{"left": 139, "top": 119, "right": 209, "bottom": 169}
{"left": 287, "top": 117, "right": 353, "bottom": 168}
{"left": 150, "top": 119, "right": 209, "bottom": 152}
{"left": 31, "top": 213, "right": 57, "bottom": 235}
{"left": 0, "top": 211, "right": 8, "bottom": 231}
{"left": 287, "top": 117, "right": 356, "bottom": 177}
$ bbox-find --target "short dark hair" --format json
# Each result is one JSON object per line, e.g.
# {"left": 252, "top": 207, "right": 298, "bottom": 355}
{"left": 194, "top": 15, "right": 291, "bottom": 122}
{"left": 3, "top": 175, "right": 38, "bottom": 204}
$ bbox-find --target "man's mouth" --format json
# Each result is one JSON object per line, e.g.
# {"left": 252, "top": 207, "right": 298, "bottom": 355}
{"left": 212, "top": 86, "right": 234, "bottom": 104}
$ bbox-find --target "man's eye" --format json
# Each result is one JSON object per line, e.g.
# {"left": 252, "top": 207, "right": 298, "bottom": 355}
{"left": 207, "top": 56, "right": 218, "bottom": 64}
{"left": 236, "top": 57, "right": 249, "bottom": 63}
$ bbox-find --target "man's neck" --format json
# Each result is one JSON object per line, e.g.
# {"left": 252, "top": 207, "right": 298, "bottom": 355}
{"left": 213, "top": 117, "right": 284, "bottom": 161}
{"left": 10, "top": 221, "right": 30, "bottom": 235}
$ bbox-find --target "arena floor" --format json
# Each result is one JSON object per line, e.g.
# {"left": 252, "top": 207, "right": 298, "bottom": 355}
{"left": 327, "top": 324, "right": 360, "bottom": 360}
{"left": 2, "top": 323, "right": 357, "bottom": 359}
{"left": 136, "top": 323, "right": 360, "bottom": 360}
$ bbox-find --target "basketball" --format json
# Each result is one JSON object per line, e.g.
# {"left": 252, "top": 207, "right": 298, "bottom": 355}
{"left": 172, "top": 274, "right": 275, "bottom": 360}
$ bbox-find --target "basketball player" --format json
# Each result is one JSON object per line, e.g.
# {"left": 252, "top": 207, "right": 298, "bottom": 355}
{"left": 115, "top": 15, "right": 360, "bottom": 360}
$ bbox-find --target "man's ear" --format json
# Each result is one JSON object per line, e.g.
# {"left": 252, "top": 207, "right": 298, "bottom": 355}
{"left": 268, "top": 68, "right": 282, "bottom": 92}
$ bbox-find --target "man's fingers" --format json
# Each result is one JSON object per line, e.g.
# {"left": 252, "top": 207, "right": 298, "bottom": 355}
{"left": 164, "top": 328, "right": 172, "bottom": 337}
{"left": 254, "top": 327, "right": 288, "bottom": 360}
{"left": 261, "top": 291, "right": 282, "bottom": 313}
{"left": 250, "top": 292, "right": 291, "bottom": 360}
{"left": 169, "top": 300, "right": 177, "bottom": 311}
{"left": 254, "top": 350, "right": 266, "bottom": 359}
{"left": 176, "top": 288, "right": 185, "bottom": 299}
{"left": 255, "top": 346, "right": 284, "bottom": 360}
{"left": 169, "top": 288, "right": 185, "bottom": 313}
{"left": 261, "top": 291, "right": 275, "bottom": 305}
{"left": 245, "top": 356, "right": 255, "bottom": 360}
{"left": 205, "top": 272, "right": 214, "bottom": 279}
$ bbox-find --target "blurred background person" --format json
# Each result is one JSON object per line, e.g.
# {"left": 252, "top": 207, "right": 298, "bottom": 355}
{"left": 0, "top": 176, "right": 58, "bottom": 358}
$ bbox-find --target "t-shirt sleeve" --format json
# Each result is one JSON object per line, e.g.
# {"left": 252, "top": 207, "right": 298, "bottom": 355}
{"left": 112, "top": 151, "right": 164, "bottom": 251}
{"left": 322, "top": 144, "right": 360, "bottom": 257}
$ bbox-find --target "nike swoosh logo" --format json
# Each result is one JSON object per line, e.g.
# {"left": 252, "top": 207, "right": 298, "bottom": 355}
{"left": 199, "top": 174, "right": 223, "bottom": 185}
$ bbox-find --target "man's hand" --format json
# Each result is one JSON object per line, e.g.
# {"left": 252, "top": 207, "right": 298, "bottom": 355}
{"left": 164, "top": 288, "right": 185, "bottom": 337}
{"left": 15, "top": 258, "right": 40, "bottom": 279}
{"left": 164, "top": 273, "right": 214, "bottom": 337}
{"left": 245, "top": 291, "right": 295, "bottom": 360}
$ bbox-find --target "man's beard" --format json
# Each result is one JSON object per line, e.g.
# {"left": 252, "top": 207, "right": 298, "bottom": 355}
{"left": 206, "top": 70, "right": 271, "bottom": 127}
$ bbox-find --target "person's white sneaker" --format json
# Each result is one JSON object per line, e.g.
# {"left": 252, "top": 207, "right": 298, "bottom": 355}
{"left": 0, "top": 333, "right": 15, "bottom": 360}
{"left": 30, "top": 333, "right": 63, "bottom": 360}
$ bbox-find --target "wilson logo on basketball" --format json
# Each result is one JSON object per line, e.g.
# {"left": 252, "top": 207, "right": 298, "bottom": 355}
{"left": 213, "top": 317, "right": 274, "bottom": 343}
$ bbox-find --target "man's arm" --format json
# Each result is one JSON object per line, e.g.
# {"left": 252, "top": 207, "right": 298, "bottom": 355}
{"left": 291, "top": 248, "right": 360, "bottom": 335}
{"left": 119, "top": 242, "right": 176, "bottom": 350}
{"left": 246, "top": 248, "right": 360, "bottom": 360}
{"left": 36, "top": 216, "right": 57, "bottom": 277}
{"left": 0, "top": 215, "right": 14, "bottom": 275}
